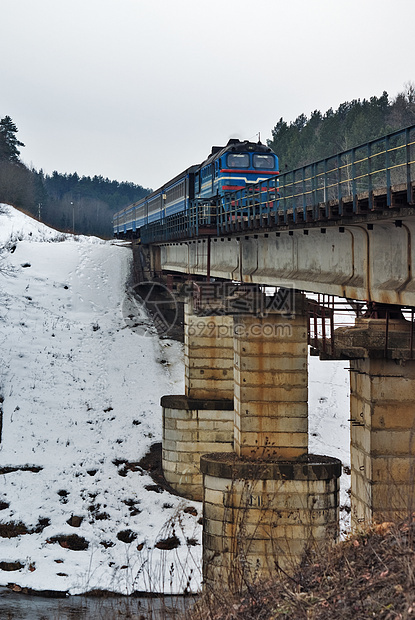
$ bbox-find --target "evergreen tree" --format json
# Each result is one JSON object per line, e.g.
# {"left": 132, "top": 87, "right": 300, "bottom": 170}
{"left": 0, "top": 116, "right": 25, "bottom": 162}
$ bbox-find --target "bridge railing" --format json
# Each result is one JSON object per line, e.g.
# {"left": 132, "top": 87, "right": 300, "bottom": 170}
{"left": 216, "top": 178, "right": 279, "bottom": 233}
{"left": 216, "top": 124, "right": 415, "bottom": 233}
{"left": 139, "top": 201, "right": 218, "bottom": 243}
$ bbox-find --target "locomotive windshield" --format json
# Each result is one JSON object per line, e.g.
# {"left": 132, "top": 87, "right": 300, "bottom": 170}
{"left": 227, "top": 153, "right": 250, "bottom": 168}
{"left": 253, "top": 154, "right": 275, "bottom": 169}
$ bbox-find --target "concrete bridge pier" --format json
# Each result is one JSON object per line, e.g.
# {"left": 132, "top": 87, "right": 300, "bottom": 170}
{"left": 161, "top": 299, "right": 234, "bottom": 501}
{"left": 334, "top": 312, "right": 415, "bottom": 527}
{"left": 350, "top": 355, "right": 415, "bottom": 527}
{"left": 201, "top": 292, "right": 342, "bottom": 591}
{"left": 349, "top": 329, "right": 415, "bottom": 527}
{"left": 233, "top": 297, "right": 309, "bottom": 459}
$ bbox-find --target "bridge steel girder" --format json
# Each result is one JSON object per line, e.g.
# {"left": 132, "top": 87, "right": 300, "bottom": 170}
{"left": 158, "top": 217, "right": 415, "bottom": 306}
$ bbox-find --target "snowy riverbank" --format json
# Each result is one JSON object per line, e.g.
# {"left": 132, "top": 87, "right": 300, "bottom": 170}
{"left": 0, "top": 204, "right": 200, "bottom": 595}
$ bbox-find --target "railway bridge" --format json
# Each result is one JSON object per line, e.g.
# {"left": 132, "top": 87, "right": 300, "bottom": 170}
{"left": 133, "top": 126, "right": 415, "bottom": 590}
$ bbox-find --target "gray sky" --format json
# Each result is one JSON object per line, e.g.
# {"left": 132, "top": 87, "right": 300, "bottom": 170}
{"left": 2, "top": 0, "right": 415, "bottom": 191}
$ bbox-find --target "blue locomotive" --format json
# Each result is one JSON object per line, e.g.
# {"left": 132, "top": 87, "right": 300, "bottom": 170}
{"left": 113, "top": 138, "right": 278, "bottom": 241}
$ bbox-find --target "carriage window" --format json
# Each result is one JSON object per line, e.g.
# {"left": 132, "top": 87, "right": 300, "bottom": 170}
{"left": 227, "top": 153, "right": 249, "bottom": 168}
{"left": 253, "top": 154, "right": 275, "bottom": 169}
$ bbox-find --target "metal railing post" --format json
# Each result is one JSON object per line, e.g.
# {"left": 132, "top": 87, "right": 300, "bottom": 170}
{"left": 406, "top": 127, "right": 412, "bottom": 204}
{"left": 351, "top": 148, "right": 357, "bottom": 213}
{"left": 386, "top": 135, "right": 391, "bottom": 207}
{"left": 368, "top": 142, "right": 373, "bottom": 210}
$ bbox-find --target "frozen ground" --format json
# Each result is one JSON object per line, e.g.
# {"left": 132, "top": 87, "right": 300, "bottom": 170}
{"left": 0, "top": 204, "right": 351, "bottom": 596}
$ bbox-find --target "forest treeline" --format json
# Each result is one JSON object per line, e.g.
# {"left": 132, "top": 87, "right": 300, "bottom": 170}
{"left": 267, "top": 83, "right": 415, "bottom": 171}
{"left": 0, "top": 116, "right": 149, "bottom": 237}
{"left": 39, "top": 171, "right": 150, "bottom": 237}
{"left": 1, "top": 84, "right": 415, "bottom": 237}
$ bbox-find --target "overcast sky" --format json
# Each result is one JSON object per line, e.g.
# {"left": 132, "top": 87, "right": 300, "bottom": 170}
{"left": 2, "top": 0, "right": 415, "bottom": 191}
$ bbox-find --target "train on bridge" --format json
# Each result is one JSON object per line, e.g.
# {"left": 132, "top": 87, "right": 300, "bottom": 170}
{"left": 113, "top": 138, "right": 279, "bottom": 241}
{"left": 114, "top": 125, "right": 415, "bottom": 244}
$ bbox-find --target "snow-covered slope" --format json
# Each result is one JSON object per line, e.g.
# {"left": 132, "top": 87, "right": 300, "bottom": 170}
{"left": 0, "top": 204, "right": 351, "bottom": 596}
{"left": 0, "top": 205, "right": 199, "bottom": 595}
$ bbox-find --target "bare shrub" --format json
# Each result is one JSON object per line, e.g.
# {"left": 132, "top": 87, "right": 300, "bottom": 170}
{"left": 188, "top": 516, "right": 415, "bottom": 620}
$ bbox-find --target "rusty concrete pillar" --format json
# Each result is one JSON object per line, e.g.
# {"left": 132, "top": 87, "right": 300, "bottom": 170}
{"left": 161, "top": 296, "right": 235, "bottom": 501}
{"left": 334, "top": 311, "right": 415, "bottom": 527}
{"left": 184, "top": 299, "right": 234, "bottom": 400}
{"left": 201, "top": 453, "right": 341, "bottom": 591}
{"left": 350, "top": 354, "right": 415, "bottom": 527}
{"left": 233, "top": 292, "right": 308, "bottom": 459}
{"left": 161, "top": 395, "right": 234, "bottom": 501}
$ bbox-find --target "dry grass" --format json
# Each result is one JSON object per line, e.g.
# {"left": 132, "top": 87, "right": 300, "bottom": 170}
{"left": 188, "top": 516, "right": 415, "bottom": 620}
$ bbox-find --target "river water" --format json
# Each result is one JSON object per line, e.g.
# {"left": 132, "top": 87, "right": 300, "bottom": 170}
{"left": 0, "top": 588, "right": 194, "bottom": 619}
